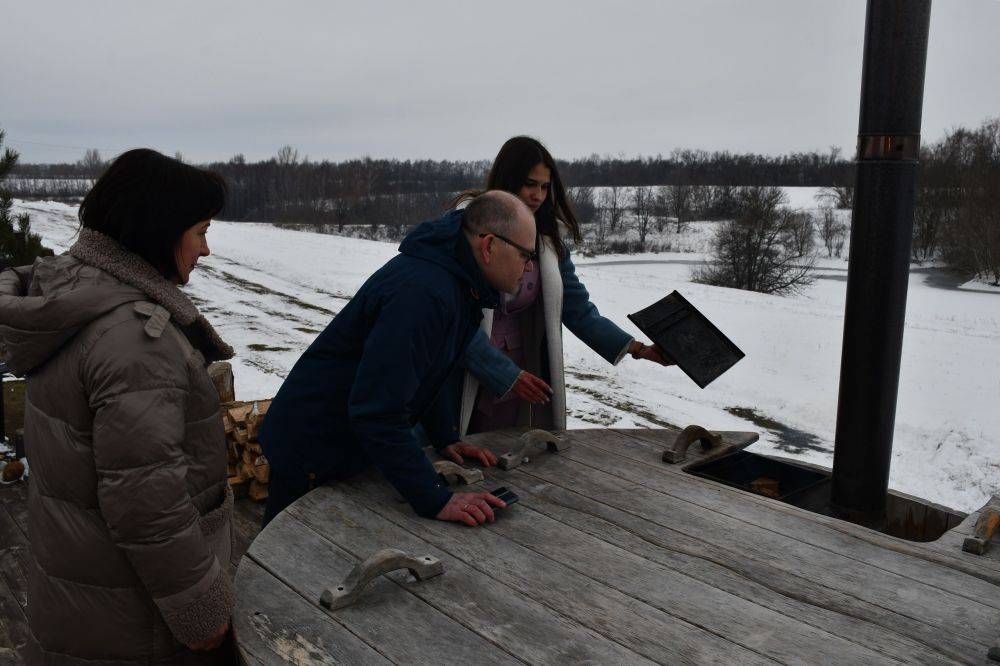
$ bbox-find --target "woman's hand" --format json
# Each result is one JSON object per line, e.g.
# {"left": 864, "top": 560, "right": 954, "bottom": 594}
{"left": 435, "top": 491, "right": 507, "bottom": 526}
{"left": 628, "top": 340, "right": 675, "bottom": 366}
{"left": 512, "top": 370, "right": 552, "bottom": 404}
{"left": 187, "top": 621, "right": 229, "bottom": 651}
{"left": 442, "top": 442, "right": 498, "bottom": 467}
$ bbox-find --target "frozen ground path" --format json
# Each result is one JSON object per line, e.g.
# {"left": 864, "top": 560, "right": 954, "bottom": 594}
{"left": 16, "top": 200, "right": 1000, "bottom": 512}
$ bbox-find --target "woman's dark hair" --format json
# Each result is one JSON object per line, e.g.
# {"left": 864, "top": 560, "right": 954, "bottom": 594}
{"left": 453, "top": 136, "right": 581, "bottom": 258}
{"left": 79, "top": 149, "right": 227, "bottom": 280}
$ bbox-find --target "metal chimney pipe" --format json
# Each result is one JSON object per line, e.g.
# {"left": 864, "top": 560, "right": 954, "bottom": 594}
{"left": 831, "top": 0, "right": 931, "bottom": 526}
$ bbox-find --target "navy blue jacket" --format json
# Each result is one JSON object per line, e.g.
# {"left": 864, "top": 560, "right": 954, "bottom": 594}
{"left": 260, "top": 210, "right": 497, "bottom": 518}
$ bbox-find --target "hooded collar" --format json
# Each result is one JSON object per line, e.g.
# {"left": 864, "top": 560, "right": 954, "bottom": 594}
{"left": 67, "top": 228, "right": 233, "bottom": 361}
{"left": 399, "top": 209, "right": 500, "bottom": 309}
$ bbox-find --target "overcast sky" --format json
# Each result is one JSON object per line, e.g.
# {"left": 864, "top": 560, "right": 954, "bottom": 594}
{"left": 3, "top": 1, "right": 998, "bottom": 164}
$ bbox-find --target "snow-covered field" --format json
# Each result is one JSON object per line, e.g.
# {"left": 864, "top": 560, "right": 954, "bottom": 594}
{"left": 14, "top": 197, "right": 1000, "bottom": 513}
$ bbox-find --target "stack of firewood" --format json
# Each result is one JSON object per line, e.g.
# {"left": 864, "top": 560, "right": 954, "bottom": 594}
{"left": 223, "top": 399, "right": 272, "bottom": 502}
{"left": 208, "top": 361, "right": 272, "bottom": 503}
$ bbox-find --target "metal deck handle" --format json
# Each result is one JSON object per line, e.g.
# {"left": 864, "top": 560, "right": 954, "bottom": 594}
{"left": 433, "top": 460, "right": 484, "bottom": 486}
{"left": 319, "top": 548, "right": 444, "bottom": 610}
{"left": 498, "top": 429, "right": 567, "bottom": 470}
{"left": 662, "top": 425, "right": 723, "bottom": 464}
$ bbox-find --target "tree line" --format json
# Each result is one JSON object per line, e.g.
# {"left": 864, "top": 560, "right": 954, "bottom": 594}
{"left": 10, "top": 146, "right": 852, "bottom": 223}
{"left": 7, "top": 118, "right": 998, "bottom": 287}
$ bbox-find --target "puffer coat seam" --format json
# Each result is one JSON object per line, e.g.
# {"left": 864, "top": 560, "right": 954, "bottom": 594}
{"left": 185, "top": 409, "right": 221, "bottom": 427}
{"left": 33, "top": 559, "right": 141, "bottom": 591}
{"left": 22, "top": 397, "right": 91, "bottom": 437}
{"left": 97, "top": 453, "right": 185, "bottom": 474}
{"left": 33, "top": 490, "right": 100, "bottom": 514}
{"left": 75, "top": 308, "right": 143, "bottom": 367}
{"left": 90, "top": 385, "right": 187, "bottom": 403}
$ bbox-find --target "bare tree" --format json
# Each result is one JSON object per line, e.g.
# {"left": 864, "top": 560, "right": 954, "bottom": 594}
{"left": 694, "top": 186, "right": 815, "bottom": 295}
{"left": 665, "top": 183, "right": 694, "bottom": 232}
{"left": 934, "top": 118, "right": 1000, "bottom": 283}
{"left": 632, "top": 186, "right": 655, "bottom": 248}
{"left": 276, "top": 145, "right": 299, "bottom": 166}
{"left": 569, "top": 186, "right": 598, "bottom": 229}
{"left": 818, "top": 207, "right": 848, "bottom": 258}
{"left": 816, "top": 184, "right": 854, "bottom": 210}
{"left": 599, "top": 186, "right": 625, "bottom": 233}
{"left": 786, "top": 211, "right": 816, "bottom": 257}
{"left": 79, "top": 148, "right": 106, "bottom": 181}
{"left": 911, "top": 185, "right": 951, "bottom": 262}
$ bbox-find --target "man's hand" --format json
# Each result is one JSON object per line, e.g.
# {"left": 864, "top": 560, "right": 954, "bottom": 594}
{"left": 187, "top": 621, "right": 229, "bottom": 651}
{"left": 628, "top": 340, "right": 675, "bottom": 366}
{"left": 512, "top": 370, "right": 552, "bottom": 404}
{"left": 435, "top": 491, "right": 507, "bottom": 526}
{"left": 442, "top": 442, "right": 497, "bottom": 467}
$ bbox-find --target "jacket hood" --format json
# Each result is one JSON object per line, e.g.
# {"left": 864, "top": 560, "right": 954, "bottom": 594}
{"left": 0, "top": 228, "right": 233, "bottom": 375}
{"left": 398, "top": 209, "right": 500, "bottom": 309}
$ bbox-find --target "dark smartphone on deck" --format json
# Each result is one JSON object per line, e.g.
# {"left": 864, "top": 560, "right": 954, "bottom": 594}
{"left": 490, "top": 486, "right": 519, "bottom": 507}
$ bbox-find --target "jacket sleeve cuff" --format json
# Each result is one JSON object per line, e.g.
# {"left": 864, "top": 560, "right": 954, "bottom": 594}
{"left": 414, "top": 488, "right": 453, "bottom": 519}
{"left": 156, "top": 561, "right": 235, "bottom": 647}
{"left": 463, "top": 331, "right": 522, "bottom": 397}
{"left": 612, "top": 338, "right": 635, "bottom": 366}
{"left": 497, "top": 371, "right": 521, "bottom": 400}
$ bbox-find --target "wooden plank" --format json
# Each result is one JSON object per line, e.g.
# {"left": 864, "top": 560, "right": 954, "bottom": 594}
{"left": 333, "top": 481, "right": 776, "bottom": 664}
{"left": 0, "top": 484, "right": 28, "bottom": 542}
{"left": 0, "top": 505, "right": 27, "bottom": 553}
{"left": 0, "top": 572, "right": 26, "bottom": 654}
{"left": 474, "top": 429, "right": 998, "bottom": 653}
{"left": 251, "top": 509, "right": 528, "bottom": 665}
{"left": 0, "top": 499, "right": 27, "bottom": 652}
{"left": 480, "top": 467, "right": 976, "bottom": 664}
{"left": 286, "top": 490, "right": 658, "bottom": 665}
{"left": 609, "top": 428, "right": 1000, "bottom": 583}
{"left": 0, "top": 505, "right": 29, "bottom": 620}
{"left": 0, "top": 548, "right": 28, "bottom": 619}
{"left": 565, "top": 428, "right": 1000, "bottom": 606}
{"left": 230, "top": 496, "right": 264, "bottom": 571}
{"left": 457, "top": 483, "right": 903, "bottom": 664}
{"left": 234, "top": 558, "right": 391, "bottom": 666}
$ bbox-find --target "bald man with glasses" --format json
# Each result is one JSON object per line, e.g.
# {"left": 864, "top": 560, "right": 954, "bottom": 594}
{"left": 260, "top": 191, "right": 536, "bottom": 528}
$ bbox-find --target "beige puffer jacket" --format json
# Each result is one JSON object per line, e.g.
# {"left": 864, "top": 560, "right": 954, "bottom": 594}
{"left": 0, "top": 228, "right": 236, "bottom": 664}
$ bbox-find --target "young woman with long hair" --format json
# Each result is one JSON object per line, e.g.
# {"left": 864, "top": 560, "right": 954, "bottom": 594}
{"left": 443, "top": 136, "right": 670, "bottom": 459}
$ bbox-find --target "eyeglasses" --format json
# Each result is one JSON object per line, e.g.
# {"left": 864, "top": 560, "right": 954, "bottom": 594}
{"left": 478, "top": 233, "right": 538, "bottom": 263}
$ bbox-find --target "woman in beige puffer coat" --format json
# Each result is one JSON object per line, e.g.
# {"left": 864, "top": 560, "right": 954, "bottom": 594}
{"left": 0, "top": 149, "right": 236, "bottom": 664}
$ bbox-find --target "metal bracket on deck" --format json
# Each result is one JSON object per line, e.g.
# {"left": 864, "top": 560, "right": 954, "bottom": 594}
{"left": 962, "top": 496, "right": 1000, "bottom": 556}
{"left": 319, "top": 548, "right": 444, "bottom": 610}
{"left": 433, "top": 460, "right": 484, "bottom": 486}
{"left": 662, "top": 425, "right": 723, "bottom": 464}
{"left": 498, "top": 429, "right": 567, "bottom": 470}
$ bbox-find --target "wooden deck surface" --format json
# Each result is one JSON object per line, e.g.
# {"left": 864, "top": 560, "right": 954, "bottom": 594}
{"left": 0, "top": 479, "right": 265, "bottom": 663}
{"left": 235, "top": 427, "right": 1000, "bottom": 665}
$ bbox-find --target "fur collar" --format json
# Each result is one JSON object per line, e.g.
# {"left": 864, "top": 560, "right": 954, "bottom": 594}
{"left": 68, "top": 228, "right": 233, "bottom": 361}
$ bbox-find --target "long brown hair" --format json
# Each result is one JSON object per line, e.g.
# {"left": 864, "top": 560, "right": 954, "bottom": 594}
{"left": 452, "top": 136, "right": 581, "bottom": 258}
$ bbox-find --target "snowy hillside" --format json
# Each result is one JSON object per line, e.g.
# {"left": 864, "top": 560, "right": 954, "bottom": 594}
{"left": 14, "top": 198, "right": 1000, "bottom": 513}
